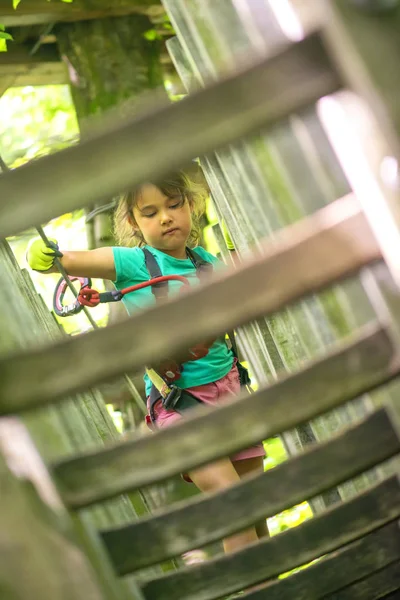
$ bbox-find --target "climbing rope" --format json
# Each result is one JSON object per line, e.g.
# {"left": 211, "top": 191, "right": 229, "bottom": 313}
{"left": 0, "top": 154, "right": 147, "bottom": 417}
{"left": 53, "top": 274, "right": 190, "bottom": 316}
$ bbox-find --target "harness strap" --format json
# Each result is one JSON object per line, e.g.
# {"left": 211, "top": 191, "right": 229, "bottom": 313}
{"left": 143, "top": 247, "right": 214, "bottom": 422}
{"left": 143, "top": 247, "right": 169, "bottom": 300}
{"left": 142, "top": 247, "right": 250, "bottom": 422}
{"left": 186, "top": 247, "right": 213, "bottom": 280}
{"left": 146, "top": 370, "right": 202, "bottom": 423}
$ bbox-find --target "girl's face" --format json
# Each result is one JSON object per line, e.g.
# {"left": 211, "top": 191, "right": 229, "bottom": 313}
{"left": 131, "top": 184, "right": 193, "bottom": 259}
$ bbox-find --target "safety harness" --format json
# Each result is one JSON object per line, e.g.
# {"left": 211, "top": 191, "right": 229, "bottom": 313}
{"left": 142, "top": 247, "right": 251, "bottom": 425}
{"left": 52, "top": 247, "right": 251, "bottom": 425}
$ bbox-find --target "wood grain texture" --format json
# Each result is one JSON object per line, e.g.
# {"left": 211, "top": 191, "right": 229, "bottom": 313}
{"left": 230, "top": 521, "right": 400, "bottom": 600}
{"left": 327, "top": 559, "right": 400, "bottom": 599}
{"left": 101, "top": 409, "right": 400, "bottom": 572}
{"left": 141, "top": 475, "right": 400, "bottom": 600}
{"left": 50, "top": 325, "right": 396, "bottom": 508}
{"left": 0, "top": 200, "right": 382, "bottom": 414}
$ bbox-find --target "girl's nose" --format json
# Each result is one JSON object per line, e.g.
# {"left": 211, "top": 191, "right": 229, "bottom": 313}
{"left": 160, "top": 211, "right": 172, "bottom": 224}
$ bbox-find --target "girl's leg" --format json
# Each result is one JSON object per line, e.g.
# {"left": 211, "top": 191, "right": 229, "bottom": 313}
{"left": 187, "top": 458, "right": 259, "bottom": 554}
{"left": 233, "top": 457, "right": 269, "bottom": 539}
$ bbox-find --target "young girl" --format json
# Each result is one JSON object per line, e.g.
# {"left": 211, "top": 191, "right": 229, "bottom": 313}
{"left": 27, "top": 170, "right": 268, "bottom": 554}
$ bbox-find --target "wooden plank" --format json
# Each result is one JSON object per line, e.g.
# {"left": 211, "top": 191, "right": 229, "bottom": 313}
{"left": 101, "top": 409, "right": 400, "bottom": 573}
{"left": 0, "top": 0, "right": 160, "bottom": 27}
{"left": 327, "top": 560, "right": 400, "bottom": 599}
{"left": 381, "top": 588, "right": 400, "bottom": 600}
{"left": 102, "top": 411, "right": 400, "bottom": 575}
{"left": 0, "top": 32, "right": 341, "bottom": 238}
{"left": 0, "top": 198, "right": 382, "bottom": 414}
{"left": 0, "top": 45, "right": 68, "bottom": 95}
{"left": 0, "top": 44, "right": 60, "bottom": 65}
{"left": 223, "top": 522, "right": 400, "bottom": 600}
{"left": 140, "top": 475, "right": 400, "bottom": 600}
{"left": 51, "top": 325, "right": 397, "bottom": 509}
{"left": 0, "top": 62, "right": 69, "bottom": 95}
{"left": 324, "top": 0, "right": 400, "bottom": 158}
{"left": 0, "top": 417, "right": 113, "bottom": 600}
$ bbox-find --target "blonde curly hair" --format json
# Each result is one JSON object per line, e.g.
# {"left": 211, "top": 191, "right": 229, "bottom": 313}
{"left": 113, "top": 170, "right": 207, "bottom": 248}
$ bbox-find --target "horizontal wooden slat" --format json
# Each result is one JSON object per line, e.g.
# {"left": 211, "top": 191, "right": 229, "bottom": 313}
{"left": 141, "top": 475, "right": 400, "bottom": 600}
{"left": 0, "top": 45, "right": 61, "bottom": 65}
{"left": 327, "top": 560, "right": 400, "bottom": 600}
{"left": 380, "top": 587, "right": 400, "bottom": 600}
{"left": 235, "top": 522, "right": 400, "bottom": 600}
{"left": 101, "top": 409, "right": 400, "bottom": 573}
{"left": 51, "top": 324, "right": 397, "bottom": 509}
{"left": 0, "top": 197, "right": 381, "bottom": 414}
{"left": 0, "top": 31, "right": 340, "bottom": 238}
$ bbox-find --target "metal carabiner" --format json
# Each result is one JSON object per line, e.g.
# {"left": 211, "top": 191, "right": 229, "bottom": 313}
{"left": 53, "top": 275, "right": 91, "bottom": 317}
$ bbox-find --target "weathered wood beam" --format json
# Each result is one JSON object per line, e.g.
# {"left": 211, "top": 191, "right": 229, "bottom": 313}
{"left": 51, "top": 324, "right": 397, "bottom": 508}
{"left": 0, "top": 32, "right": 341, "bottom": 238}
{"left": 325, "top": 0, "right": 400, "bottom": 159}
{"left": 328, "top": 560, "right": 400, "bottom": 600}
{"left": 0, "top": 44, "right": 60, "bottom": 64}
{"left": 141, "top": 474, "right": 400, "bottom": 600}
{"left": 101, "top": 409, "right": 400, "bottom": 572}
{"left": 0, "top": 0, "right": 164, "bottom": 27}
{"left": 0, "top": 44, "right": 67, "bottom": 96}
{"left": 0, "top": 63, "right": 68, "bottom": 97}
{"left": 0, "top": 418, "right": 114, "bottom": 600}
{"left": 0, "top": 197, "right": 383, "bottom": 414}
{"left": 242, "top": 521, "right": 400, "bottom": 599}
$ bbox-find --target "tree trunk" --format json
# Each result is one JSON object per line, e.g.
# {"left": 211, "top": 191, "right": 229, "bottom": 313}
{"left": 56, "top": 14, "right": 166, "bottom": 247}
{"left": 56, "top": 14, "right": 164, "bottom": 121}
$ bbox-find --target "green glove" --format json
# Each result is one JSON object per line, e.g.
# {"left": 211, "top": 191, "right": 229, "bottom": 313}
{"left": 26, "top": 238, "right": 63, "bottom": 272}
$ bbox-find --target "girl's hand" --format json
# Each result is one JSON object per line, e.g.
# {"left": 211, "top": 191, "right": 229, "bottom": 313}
{"left": 27, "top": 240, "right": 116, "bottom": 280}
{"left": 26, "top": 238, "right": 63, "bottom": 272}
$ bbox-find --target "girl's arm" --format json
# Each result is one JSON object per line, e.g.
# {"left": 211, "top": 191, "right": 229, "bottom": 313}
{"left": 58, "top": 247, "right": 116, "bottom": 280}
{"left": 27, "top": 238, "right": 117, "bottom": 281}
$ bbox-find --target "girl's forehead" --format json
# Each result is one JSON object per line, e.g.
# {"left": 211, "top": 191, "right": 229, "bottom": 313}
{"left": 136, "top": 183, "right": 167, "bottom": 208}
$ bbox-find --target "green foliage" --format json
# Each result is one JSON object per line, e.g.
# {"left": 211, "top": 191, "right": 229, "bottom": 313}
{"left": 0, "top": 23, "right": 13, "bottom": 52}
{"left": 143, "top": 28, "right": 161, "bottom": 41}
{"left": 1, "top": 0, "right": 74, "bottom": 51}
{"left": 0, "top": 85, "right": 79, "bottom": 165}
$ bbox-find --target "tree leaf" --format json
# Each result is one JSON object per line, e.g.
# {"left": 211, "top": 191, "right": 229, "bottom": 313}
{"left": 0, "top": 31, "right": 13, "bottom": 41}
{"left": 13, "top": 0, "right": 22, "bottom": 9}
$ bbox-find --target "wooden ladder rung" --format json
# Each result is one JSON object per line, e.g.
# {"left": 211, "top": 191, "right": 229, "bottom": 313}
{"left": 0, "top": 196, "right": 382, "bottom": 415}
{"left": 140, "top": 474, "right": 400, "bottom": 600}
{"left": 101, "top": 408, "right": 400, "bottom": 574}
{"left": 51, "top": 323, "right": 396, "bottom": 509}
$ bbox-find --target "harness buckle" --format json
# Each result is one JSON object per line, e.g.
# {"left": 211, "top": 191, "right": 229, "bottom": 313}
{"left": 162, "top": 386, "right": 182, "bottom": 411}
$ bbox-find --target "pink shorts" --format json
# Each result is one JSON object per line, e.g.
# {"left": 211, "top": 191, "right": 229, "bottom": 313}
{"left": 147, "top": 362, "right": 265, "bottom": 481}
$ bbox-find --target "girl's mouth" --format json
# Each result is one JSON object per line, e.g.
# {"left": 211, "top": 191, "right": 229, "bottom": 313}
{"left": 163, "top": 228, "right": 179, "bottom": 235}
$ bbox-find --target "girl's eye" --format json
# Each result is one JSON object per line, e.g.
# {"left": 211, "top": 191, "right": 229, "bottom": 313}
{"left": 169, "top": 198, "right": 184, "bottom": 209}
{"left": 143, "top": 212, "right": 156, "bottom": 218}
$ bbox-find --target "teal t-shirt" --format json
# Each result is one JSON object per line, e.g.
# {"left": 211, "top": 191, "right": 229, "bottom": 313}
{"left": 112, "top": 245, "right": 234, "bottom": 395}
